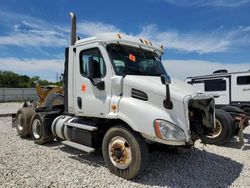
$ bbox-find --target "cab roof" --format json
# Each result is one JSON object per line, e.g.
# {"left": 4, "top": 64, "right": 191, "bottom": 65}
{"left": 74, "top": 32, "right": 164, "bottom": 55}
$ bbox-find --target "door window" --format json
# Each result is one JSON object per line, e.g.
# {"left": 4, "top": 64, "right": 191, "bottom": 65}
{"left": 80, "top": 48, "right": 106, "bottom": 78}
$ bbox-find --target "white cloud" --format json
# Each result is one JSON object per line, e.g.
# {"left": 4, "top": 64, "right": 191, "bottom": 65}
{"left": 162, "top": 0, "right": 250, "bottom": 7}
{"left": 0, "top": 57, "right": 63, "bottom": 72}
{"left": 0, "top": 12, "right": 121, "bottom": 48}
{"left": 0, "top": 19, "right": 68, "bottom": 47}
{"left": 138, "top": 25, "right": 232, "bottom": 54}
{"left": 0, "top": 30, "right": 67, "bottom": 47}
{"left": 163, "top": 59, "right": 250, "bottom": 80}
{"left": 78, "top": 21, "right": 121, "bottom": 36}
{"left": 138, "top": 24, "right": 250, "bottom": 54}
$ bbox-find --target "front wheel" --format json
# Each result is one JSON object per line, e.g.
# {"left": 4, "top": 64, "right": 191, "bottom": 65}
{"left": 102, "top": 126, "right": 148, "bottom": 180}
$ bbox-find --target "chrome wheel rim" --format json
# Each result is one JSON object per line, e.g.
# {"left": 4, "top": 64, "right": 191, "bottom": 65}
{"left": 32, "top": 119, "right": 42, "bottom": 139}
{"left": 108, "top": 136, "right": 132, "bottom": 169}
{"left": 17, "top": 114, "right": 24, "bottom": 131}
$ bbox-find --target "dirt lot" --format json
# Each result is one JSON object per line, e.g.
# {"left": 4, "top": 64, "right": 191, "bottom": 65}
{"left": 0, "top": 102, "right": 22, "bottom": 115}
{"left": 0, "top": 103, "right": 250, "bottom": 187}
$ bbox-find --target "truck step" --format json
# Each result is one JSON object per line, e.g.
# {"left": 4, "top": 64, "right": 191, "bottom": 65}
{"left": 65, "top": 122, "right": 98, "bottom": 131}
{"left": 62, "top": 141, "right": 95, "bottom": 153}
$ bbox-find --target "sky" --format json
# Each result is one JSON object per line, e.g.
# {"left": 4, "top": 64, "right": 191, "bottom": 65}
{"left": 0, "top": 0, "right": 250, "bottom": 81}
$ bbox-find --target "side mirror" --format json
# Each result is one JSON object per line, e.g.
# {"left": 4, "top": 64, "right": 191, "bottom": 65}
{"left": 161, "top": 74, "right": 171, "bottom": 85}
{"left": 87, "top": 56, "right": 94, "bottom": 79}
{"left": 87, "top": 56, "right": 105, "bottom": 90}
{"left": 161, "top": 74, "right": 173, "bottom": 109}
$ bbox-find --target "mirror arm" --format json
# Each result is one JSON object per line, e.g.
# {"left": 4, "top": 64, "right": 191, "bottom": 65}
{"left": 163, "top": 85, "right": 173, "bottom": 109}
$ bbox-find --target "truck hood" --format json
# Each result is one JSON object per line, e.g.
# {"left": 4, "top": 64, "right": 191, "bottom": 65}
{"left": 123, "top": 75, "right": 202, "bottom": 101}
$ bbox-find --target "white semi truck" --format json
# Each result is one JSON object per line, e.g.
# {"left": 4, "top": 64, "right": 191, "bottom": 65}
{"left": 14, "top": 13, "right": 215, "bottom": 179}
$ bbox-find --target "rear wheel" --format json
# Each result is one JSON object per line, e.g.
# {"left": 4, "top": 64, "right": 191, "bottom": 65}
{"left": 31, "top": 113, "right": 54, "bottom": 145}
{"left": 204, "top": 109, "right": 234, "bottom": 145}
{"left": 102, "top": 126, "right": 148, "bottom": 180}
{"left": 16, "top": 108, "right": 35, "bottom": 138}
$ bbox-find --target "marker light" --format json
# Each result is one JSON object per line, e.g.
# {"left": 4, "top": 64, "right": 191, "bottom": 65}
{"left": 117, "top": 34, "right": 122, "bottom": 39}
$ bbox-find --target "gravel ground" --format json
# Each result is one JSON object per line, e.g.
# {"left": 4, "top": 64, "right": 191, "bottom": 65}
{"left": 0, "top": 102, "right": 22, "bottom": 114}
{"left": 0, "top": 105, "right": 250, "bottom": 187}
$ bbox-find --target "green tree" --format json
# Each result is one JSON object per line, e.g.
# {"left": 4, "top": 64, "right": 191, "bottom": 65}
{"left": 0, "top": 70, "right": 62, "bottom": 88}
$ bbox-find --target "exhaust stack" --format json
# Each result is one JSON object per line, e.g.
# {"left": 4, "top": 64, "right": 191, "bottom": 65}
{"left": 69, "top": 12, "right": 77, "bottom": 45}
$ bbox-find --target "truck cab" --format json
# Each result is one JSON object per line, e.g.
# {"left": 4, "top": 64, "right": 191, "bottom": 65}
{"left": 64, "top": 32, "right": 215, "bottom": 146}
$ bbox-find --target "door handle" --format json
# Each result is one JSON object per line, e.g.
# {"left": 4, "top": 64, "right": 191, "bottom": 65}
{"left": 77, "top": 97, "right": 82, "bottom": 109}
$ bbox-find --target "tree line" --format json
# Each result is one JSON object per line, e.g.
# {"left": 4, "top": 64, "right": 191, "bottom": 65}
{"left": 0, "top": 70, "right": 61, "bottom": 88}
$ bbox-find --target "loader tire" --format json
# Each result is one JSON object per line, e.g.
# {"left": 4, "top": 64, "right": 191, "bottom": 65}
{"left": 31, "top": 113, "right": 54, "bottom": 145}
{"left": 102, "top": 126, "right": 148, "bottom": 180}
{"left": 16, "top": 108, "right": 35, "bottom": 138}
{"left": 204, "top": 109, "right": 234, "bottom": 145}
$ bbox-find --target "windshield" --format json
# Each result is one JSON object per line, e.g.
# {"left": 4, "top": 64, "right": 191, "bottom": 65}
{"left": 107, "top": 44, "right": 166, "bottom": 76}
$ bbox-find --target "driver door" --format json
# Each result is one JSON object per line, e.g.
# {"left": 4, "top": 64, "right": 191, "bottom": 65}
{"left": 74, "top": 43, "right": 111, "bottom": 117}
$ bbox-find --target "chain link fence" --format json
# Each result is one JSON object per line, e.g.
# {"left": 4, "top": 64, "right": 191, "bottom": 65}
{"left": 0, "top": 88, "right": 38, "bottom": 102}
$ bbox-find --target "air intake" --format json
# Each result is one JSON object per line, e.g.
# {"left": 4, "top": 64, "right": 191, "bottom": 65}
{"left": 131, "top": 89, "right": 148, "bottom": 101}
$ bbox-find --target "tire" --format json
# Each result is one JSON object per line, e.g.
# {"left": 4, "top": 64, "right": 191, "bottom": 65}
{"left": 16, "top": 108, "right": 35, "bottom": 138}
{"left": 30, "top": 113, "right": 54, "bottom": 145}
{"left": 221, "top": 106, "right": 243, "bottom": 132}
{"left": 203, "top": 109, "right": 234, "bottom": 145}
{"left": 102, "top": 126, "right": 148, "bottom": 180}
{"left": 221, "top": 106, "right": 245, "bottom": 114}
{"left": 243, "top": 107, "right": 250, "bottom": 115}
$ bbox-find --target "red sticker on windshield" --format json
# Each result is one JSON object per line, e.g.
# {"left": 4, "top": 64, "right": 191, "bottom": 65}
{"left": 129, "top": 53, "right": 136, "bottom": 62}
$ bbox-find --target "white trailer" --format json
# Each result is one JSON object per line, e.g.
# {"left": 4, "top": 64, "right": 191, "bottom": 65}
{"left": 186, "top": 70, "right": 250, "bottom": 145}
{"left": 14, "top": 13, "right": 215, "bottom": 179}
{"left": 186, "top": 69, "right": 250, "bottom": 108}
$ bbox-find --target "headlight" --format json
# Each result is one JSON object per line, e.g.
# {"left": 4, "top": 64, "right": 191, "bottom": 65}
{"left": 154, "top": 119, "right": 185, "bottom": 141}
